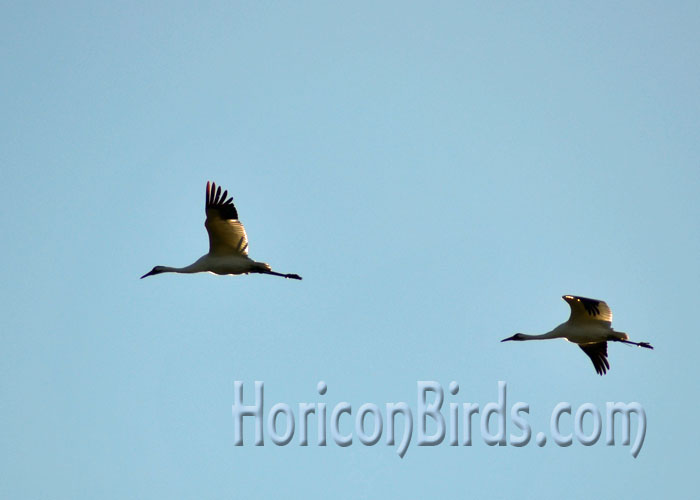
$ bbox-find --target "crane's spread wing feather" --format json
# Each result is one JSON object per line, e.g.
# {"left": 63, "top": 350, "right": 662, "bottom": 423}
{"left": 563, "top": 295, "right": 612, "bottom": 325}
{"left": 579, "top": 342, "right": 610, "bottom": 376}
{"left": 205, "top": 181, "right": 249, "bottom": 256}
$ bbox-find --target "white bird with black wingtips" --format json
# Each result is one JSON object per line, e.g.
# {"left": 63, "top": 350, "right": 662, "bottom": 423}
{"left": 141, "top": 181, "right": 302, "bottom": 281}
{"left": 502, "top": 295, "right": 653, "bottom": 375}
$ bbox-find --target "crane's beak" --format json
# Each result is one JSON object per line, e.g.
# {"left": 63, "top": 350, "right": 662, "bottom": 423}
{"left": 501, "top": 335, "right": 517, "bottom": 342}
{"left": 140, "top": 267, "right": 159, "bottom": 279}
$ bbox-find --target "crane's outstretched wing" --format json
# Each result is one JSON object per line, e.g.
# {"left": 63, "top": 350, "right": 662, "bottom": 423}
{"left": 563, "top": 295, "right": 612, "bottom": 326}
{"left": 205, "top": 181, "right": 249, "bottom": 256}
{"left": 579, "top": 342, "right": 610, "bottom": 375}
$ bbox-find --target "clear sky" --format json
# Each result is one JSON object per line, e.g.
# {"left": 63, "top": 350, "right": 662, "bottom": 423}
{"left": 2, "top": 1, "right": 699, "bottom": 498}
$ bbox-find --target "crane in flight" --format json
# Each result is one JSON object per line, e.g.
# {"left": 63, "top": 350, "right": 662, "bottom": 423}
{"left": 141, "top": 182, "right": 302, "bottom": 281}
{"left": 501, "top": 295, "right": 652, "bottom": 375}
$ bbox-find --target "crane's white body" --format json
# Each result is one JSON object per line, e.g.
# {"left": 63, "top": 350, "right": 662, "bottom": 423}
{"left": 147, "top": 255, "right": 270, "bottom": 276}
{"left": 519, "top": 321, "right": 628, "bottom": 345}
{"left": 141, "top": 182, "right": 301, "bottom": 280}
{"left": 502, "top": 295, "right": 652, "bottom": 375}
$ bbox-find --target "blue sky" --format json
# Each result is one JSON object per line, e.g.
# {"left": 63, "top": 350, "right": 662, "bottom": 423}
{"left": 2, "top": 1, "right": 699, "bottom": 498}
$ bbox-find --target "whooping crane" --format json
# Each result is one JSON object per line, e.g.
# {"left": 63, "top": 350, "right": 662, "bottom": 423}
{"left": 501, "top": 295, "right": 653, "bottom": 375}
{"left": 141, "top": 182, "right": 302, "bottom": 281}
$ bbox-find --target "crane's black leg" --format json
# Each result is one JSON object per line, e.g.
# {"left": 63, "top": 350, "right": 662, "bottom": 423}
{"left": 262, "top": 270, "right": 303, "bottom": 280}
{"left": 614, "top": 339, "right": 653, "bottom": 349}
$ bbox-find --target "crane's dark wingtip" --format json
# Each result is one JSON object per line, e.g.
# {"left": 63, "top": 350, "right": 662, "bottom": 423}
{"left": 579, "top": 342, "right": 610, "bottom": 376}
{"left": 206, "top": 181, "right": 238, "bottom": 219}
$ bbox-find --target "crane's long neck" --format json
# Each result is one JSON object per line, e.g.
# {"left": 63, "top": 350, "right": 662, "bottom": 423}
{"left": 159, "top": 264, "right": 201, "bottom": 274}
{"left": 140, "top": 261, "right": 205, "bottom": 279}
{"left": 517, "top": 330, "right": 564, "bottom": 341}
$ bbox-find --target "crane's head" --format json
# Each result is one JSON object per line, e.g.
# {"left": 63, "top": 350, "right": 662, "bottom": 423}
{"left": 501, "top": 333, "right": 526, "bottom": 342}
{"left": 140, "top": 266, "right": 165, "bottom": 279}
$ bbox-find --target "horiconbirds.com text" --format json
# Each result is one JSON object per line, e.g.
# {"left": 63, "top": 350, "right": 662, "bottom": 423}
{"left": 232, "top": 381, "right": 646, "bottom": 458}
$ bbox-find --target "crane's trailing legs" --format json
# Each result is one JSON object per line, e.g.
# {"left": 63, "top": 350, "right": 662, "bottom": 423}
{"left": 259, "top": 270, "right": 302, "bottom": 280}
{"left": 614, "top": 339, "right": 653, "bottom": 349}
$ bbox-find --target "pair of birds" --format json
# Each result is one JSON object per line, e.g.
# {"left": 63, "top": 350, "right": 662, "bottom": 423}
{"left": 142, "top": 182, "right": 653, "bottom": 375}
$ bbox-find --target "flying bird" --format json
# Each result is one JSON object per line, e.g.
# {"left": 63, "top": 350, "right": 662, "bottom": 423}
{"left": 141, "top": 182, "right": 302, "bottom": 281}
{"left": 502, "top": 295, "right": 652, "bottom": 375}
